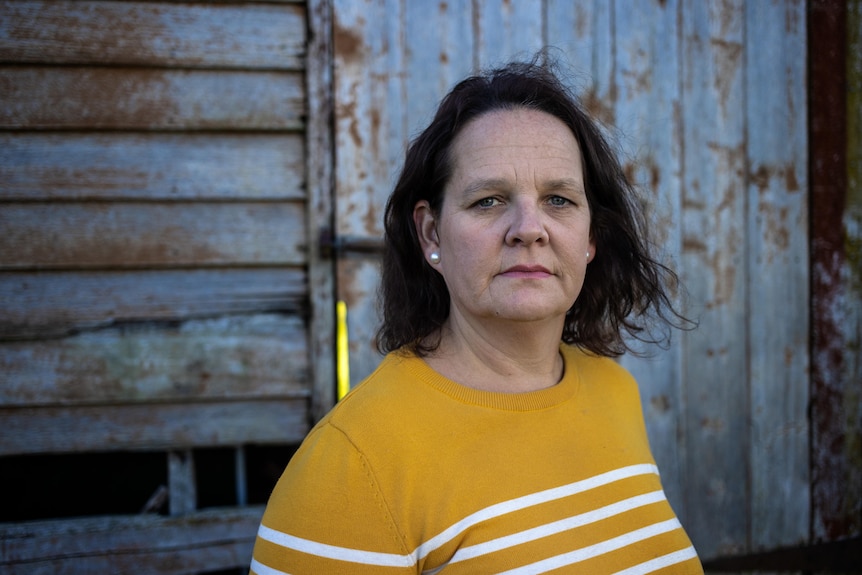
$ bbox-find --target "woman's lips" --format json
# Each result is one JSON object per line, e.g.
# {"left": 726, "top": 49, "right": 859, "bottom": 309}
{"left": 500, "top": 265, "right": 552, "bottom": 278}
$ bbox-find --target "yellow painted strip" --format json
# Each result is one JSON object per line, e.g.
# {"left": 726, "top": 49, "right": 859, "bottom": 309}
{"left": 336, "top": 300, "right": 350, "bottom": 400}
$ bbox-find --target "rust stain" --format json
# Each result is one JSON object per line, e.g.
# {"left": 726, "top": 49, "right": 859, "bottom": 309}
{"left": 581, "top": 88, "right": 615, "bottom": 127}
{"left": 700, "top": 416, "right": 726, "bottom": 433}
{"left": 650, "top": 394, "right": 671, "bottom": 414}
{"left": 333, "top": 14, "right": 364, "bottom": 65}
{"left": 709, "top": 38, "right": 743, "bottom": 119}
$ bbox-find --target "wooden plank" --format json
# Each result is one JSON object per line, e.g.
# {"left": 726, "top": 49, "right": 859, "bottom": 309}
{"left": 744, "top": 0, "right": 810, "bottom": 552}
{"left": 0, "top": 67, "right": 304, "bottom": 130}
{"left": 0, "top": 399, "right": 310, "bottom": 456}
{"left": 404, "top": 0, "right": 474, "bottom": 130}
{"left": 333, "top": 0, "right": 406, "bottom": 386}
{"left": 612, "top": 0, "right": 687, "bottom": 527}
{"left": 0, "top": 269, "right": 307, "bottom": 340}
{"left": 0, "top": 133, "right": 305, "bottom": 200}
{"left": 0, "top": 506, "right": 263, "bottom": 574}
{"left": 0, "top": 202, "right": 307, "bottom": 269}
{"left": 473, "top": 0, "right": 544, "bottom": 68}
{"left": 168, "top": 450, "right": 197, "bottom": 516}
{"left": 306, "top": 0, "right": 337, "bottom": 421}
{"left": 679, "top": 0, "right": 749, "bottom": 560}
{"left": 0, "top": 314, "right": 310, "bottom": 406}
{"left": 0, "top": 1, "right": 306, "bottom": 70}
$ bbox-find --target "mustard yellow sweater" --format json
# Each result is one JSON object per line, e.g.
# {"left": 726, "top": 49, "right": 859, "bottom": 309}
{"left": 251, "top": 345, "right": 702, "bottom": 574}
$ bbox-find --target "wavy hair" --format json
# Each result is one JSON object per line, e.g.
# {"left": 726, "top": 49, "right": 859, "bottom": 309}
{"left": 376, "top": 58, "right": 691, "bottom": 357}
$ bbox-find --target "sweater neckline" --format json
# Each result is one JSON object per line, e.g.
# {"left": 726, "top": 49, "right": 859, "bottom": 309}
{"left": 400, "top": 345, "right": 580, "bottom": 411}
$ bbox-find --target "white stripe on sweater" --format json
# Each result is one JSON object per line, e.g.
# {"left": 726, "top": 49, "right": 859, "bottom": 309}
{"left": 256, "top": 463, "right": 661, "bottom": 569}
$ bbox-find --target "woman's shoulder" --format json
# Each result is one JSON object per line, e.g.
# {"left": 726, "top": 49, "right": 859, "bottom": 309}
{"left": 315, "top": 350, "right": 428, "bottom": 429}
{"left": 561, "top": 344, "right": 634, "bottom": 378}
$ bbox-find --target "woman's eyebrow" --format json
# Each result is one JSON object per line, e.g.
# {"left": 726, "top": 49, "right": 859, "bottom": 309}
{"left": 542, "top": 178, "right": 585, "bottom": 193}
{"left": 460, "top": 177, "right": 511, "bottom": 197}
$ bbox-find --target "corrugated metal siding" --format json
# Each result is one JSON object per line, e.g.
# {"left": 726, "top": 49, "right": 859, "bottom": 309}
{"left": 331, "top": 0, "right": 810, "bottom": 561}
{"left": 0, "top": 1, "right": 326, "bottom": 572}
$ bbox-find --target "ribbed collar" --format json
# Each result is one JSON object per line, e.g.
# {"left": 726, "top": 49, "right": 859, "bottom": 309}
{"left": 398, "top": 345, "right": 580, "bottom": 412}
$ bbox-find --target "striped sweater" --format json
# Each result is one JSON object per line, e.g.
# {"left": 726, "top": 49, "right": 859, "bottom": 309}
{"left": 251, "top": 345, "right": 702, "bottom": 574}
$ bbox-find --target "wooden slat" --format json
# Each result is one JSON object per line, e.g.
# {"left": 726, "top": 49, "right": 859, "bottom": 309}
{"left": 612, "top": 0, "right": 687, "bottom": 525}
{"left": 333, "top": 0, "right": 406, "bottom": 386}
{"left": 404, "top": 0, "right": 474, "bottom": 128}
{"left": 0, "top": 269, "right": 306, "bottom": 340}
{"left": 0, "top": 67, "right": 304, "bottom": 130}
{"left": 473, "top": 0, "right": 544, "bottom": 68}
{"left": 0, "top": 314, "right": 309, "bottom": 406}
{"left": 306, "top": 0, "right": 337, "bottom": 421}
{"left": 0, "top": 506, "right": 263, "bottom": 574}
{"left": 168, "top": 451, "right": 197, "bottom": 516}
{"left": 680, "top": 0, "right": 749, "bottom": 560}
{"left": 0, "top": 399, "right": 310, "bottom": 456}
{"left": 0, "top": 133, "right": 305, "bottom": 200}
{"left": 745, "top": 0, "right": 810, "bottom": 553}
{"left": 0, "top": 1, "right": 305, "bottom": 69}
{"left": 0, "top": 202, "right": 307, "bottom": 269}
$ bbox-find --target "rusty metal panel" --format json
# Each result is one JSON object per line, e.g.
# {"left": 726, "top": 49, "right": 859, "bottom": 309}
{"left": 810, "top": 0, "right": 862, "bottom": 543}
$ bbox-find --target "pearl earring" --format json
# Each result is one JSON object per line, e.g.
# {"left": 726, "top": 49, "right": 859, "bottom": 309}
{"left": 429, "top": 252, "right": 440, "bottom": 264}
{"left": 586, "top": 251, "right": 590, "bottom": 259}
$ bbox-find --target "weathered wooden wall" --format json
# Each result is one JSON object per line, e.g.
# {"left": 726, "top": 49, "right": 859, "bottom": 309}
{"left": 0, "top": 1, "right": 332, "bottom": 572}
{"left": 331, "top": 0, "right": 811, "bottom": 562}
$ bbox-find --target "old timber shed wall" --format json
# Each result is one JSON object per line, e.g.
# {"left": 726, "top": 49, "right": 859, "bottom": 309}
{"left": 328, "top": 0, "right": 859, "bottom": 567}
{"left": 0, "top": 1, "right": 334, "bottom": 573}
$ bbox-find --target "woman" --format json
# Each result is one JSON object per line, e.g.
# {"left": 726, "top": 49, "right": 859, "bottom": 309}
{"left": 251, "top": 60, "right": 702, "bottom": 574}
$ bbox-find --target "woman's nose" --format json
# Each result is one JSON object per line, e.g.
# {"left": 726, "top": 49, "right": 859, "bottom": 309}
{"left": 505, "top": 202, "right": 549, "bottom": 246}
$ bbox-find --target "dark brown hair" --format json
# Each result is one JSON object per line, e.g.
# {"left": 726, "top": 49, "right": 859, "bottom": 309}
{"left": 377, "top": 58, "right": 690, "bottom": 357}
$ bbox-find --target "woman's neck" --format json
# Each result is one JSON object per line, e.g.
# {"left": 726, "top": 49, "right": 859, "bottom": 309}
{"left": 424, "top": 316, "right": 565, "bottom": 393}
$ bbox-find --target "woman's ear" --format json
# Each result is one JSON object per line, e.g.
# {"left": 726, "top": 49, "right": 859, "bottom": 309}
{"left": 413, "top": 200, "right": 440, "bottom": 260}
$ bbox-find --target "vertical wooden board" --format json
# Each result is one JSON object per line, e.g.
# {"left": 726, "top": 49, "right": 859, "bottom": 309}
{"left": 546, "top": 0, "right": 615, "bottom": 126}
{"left": 612, "top": 0, "right": 687, "bottom": 526}
{"left": 679, "top": 0, "right": 749, "bottom": 559}
{"left": 404, "top": 0, "right": 475, "bottom": 134}
{"left": 473, "top": 0, "right": 544, "bottom": 68}
{"left": 168, "top": 450, "right": 197, "bottom": 516}
{"left": 333, "top": 0, "right": 406, "bottom": 386}
{"left": 744, "top": 0, "right": 809, "bottom": 551}
{"left": 306, "top": 0, "right": 338, "bottom": 421}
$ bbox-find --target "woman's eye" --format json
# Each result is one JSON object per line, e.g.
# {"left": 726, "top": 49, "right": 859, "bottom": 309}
{"left": 476, "top": 197, "right": 498, "bottom": 208}
{"left": 548, "top": 195, "right": 570, "bottom": 207}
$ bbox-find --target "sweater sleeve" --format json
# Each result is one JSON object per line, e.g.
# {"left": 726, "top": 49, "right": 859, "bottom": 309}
{"left": 249, "top": 422, "right": 416, "bottom": 575}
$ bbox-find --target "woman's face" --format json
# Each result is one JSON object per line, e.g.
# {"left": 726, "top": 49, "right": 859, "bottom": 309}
{"left": 414, "top": 107, "right": 595, "bottom": 331}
